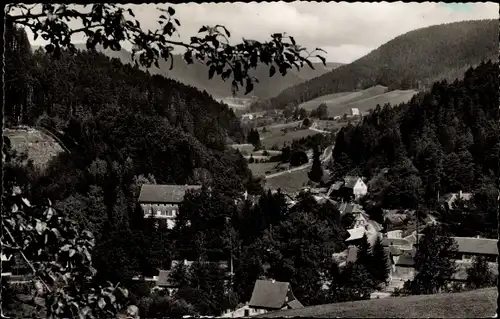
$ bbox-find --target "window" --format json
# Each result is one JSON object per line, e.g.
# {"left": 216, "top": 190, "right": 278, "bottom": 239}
{"left": 170, "top": 209, "right": 176, "bottom": 217}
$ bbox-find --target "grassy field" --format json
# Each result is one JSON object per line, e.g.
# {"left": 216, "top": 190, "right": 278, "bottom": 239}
{"left": 298, "top": 85, "right": 418, "bottom": 118}
{"left": 313, "top": 119, "right": 346, "bottom": 132}
{"left": 229, "top": 143, "right": 255, "bottom": 155}
{"left": 259, "top": 288, "right": 497, "bottom": 318}
{"left": 261, "top": 129, "right": 321, "bottom": 149}
{"left": 258, "top": 121, "right": 302, "bottom": 139}
{"left": 265, "top": 169, "right": 310, "bottom": 193}
{"left": 248, "top": 162, "right": 280, "bottom": 177}
{"left": 333, "top": 89, "right": 418, "bottom": 117}
{"left": 299, "top": 85, "right": 389, "bottom": 111}
{"left": 3, "top": 127, "right": 65, "bottom": 170}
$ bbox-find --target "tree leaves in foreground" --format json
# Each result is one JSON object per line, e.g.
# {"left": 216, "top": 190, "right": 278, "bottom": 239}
{"left": 5, "top": 3, "right": 326, "bottom": 95}
{"left": 1, "top": 185, "right": 133, "bottom": 318}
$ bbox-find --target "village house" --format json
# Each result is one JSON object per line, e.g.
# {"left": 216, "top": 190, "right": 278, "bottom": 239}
{"left": 385, "top": 235, "right": 498, "bottom": 290}
{"left": 248, "top": 280, "right": 303, "bottom": 316}
{"left": 345, "top": 222, "right": 381, "bottom": 246}
{"left": 138, "top": 184, "right": 202, "bottom": 229}
{"left": 328, "top": 176, "right": 368, "bottom": 201}
{"left": 440, "top": 190, "right": 473, "bottom": 211}
{"left": 222, "top": 280, "right": 303, "bottom": 318}
{"left": 142, "top": 260, "right": 231, "bottom": 296}
{"left": 350, "top": 108, "right": 360, "bottom": 117}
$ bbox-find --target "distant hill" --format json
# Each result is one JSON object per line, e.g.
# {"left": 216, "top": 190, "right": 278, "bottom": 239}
{"left": 31, "top": 44, "right": 342, "bottom": 101}
{"left": 253, "top": 19, "right": 498, "bottom": 110}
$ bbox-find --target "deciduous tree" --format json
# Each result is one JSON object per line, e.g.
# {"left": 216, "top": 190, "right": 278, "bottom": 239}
{"left": 5, "top": 4, "right": 326, "bottom": 96}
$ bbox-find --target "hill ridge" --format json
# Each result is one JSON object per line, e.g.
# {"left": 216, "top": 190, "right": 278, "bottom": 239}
{"left": 254, "top": 19, "right": 497, "bottom": 111}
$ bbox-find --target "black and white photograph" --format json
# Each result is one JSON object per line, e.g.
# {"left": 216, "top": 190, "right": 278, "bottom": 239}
{"left": 2, "top": 2, "right": 499, "bottom": 318}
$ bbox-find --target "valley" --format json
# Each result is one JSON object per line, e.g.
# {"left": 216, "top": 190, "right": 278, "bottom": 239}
{"left": 4, "top": 5, "right": 499, "bottom": 319}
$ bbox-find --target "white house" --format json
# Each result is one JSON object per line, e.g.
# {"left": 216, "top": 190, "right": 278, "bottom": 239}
{"left": 241, "top": 114, "right": 254, "bottom": 120}
{"left": 343, "top": 176, "right": 368, "bottom": 199}
{"left": 138, "top": 184, "right": 202, "bottom": 229}
{"left": 350, "top": 108, "right": 360, "bottom": 116}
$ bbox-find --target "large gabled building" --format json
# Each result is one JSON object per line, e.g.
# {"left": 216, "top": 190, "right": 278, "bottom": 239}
{"left": 138, "top": 184, "right": 202, "bottom": 229}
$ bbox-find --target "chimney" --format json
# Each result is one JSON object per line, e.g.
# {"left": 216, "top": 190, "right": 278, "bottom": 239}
{"left": 477, "top": 235, "right": 480, "bottom": 239}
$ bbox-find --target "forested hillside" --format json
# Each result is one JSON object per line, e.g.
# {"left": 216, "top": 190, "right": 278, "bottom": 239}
{"left": 253, "top": 19, "right": 497, "bottom": 110}
{"left": 44, "top": 44, "right": 342, "bottom": 100}
{"left": 331, "top": 60, "right": 499, "bottom": 237}
{"left": 5, "top": 25, "right": 259, "bottom": 202}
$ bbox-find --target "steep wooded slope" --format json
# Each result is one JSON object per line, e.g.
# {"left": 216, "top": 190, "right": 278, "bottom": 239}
{"left": 254, "top": 19, "right": 497, "bottom": 110}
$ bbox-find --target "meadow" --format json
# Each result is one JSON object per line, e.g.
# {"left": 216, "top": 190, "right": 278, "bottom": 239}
{"left": 258, "top": 288, "right": 497, "bottom": 318}
{"left": 298, "top": 85, "right": 418, "bottom": 118}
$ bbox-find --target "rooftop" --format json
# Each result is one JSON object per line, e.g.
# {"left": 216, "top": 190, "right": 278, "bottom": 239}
{"left": 344, "top": 176, "right": 361, "bottom": 189}
{"left": 452, "top": 237, "right": 498, "bottom": 256}
{"left": 346, "top": 227, "right": 366, "bottom": 241}
{"left": 249, "top": 280, "right": 301, "bottom": 310}
{"left": 138, "top": 184, "right": 202, "bottom": 203}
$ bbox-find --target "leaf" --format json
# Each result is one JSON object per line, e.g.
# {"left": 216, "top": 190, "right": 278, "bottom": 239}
{"left": 184, "top": 50, "right": 193, "bottom": 64}
{"left": 269, "top": 65, "right": 276, "bottom": 77}
{"left": 208, "top": 67, "right": 215, "bottom": 80}
{"left": 198, "top": 26, "right": 208, "bottom": 33}
{"left": 80, "top": 306, "right": 91, "bottom": 317}
{"left": 36, "top": 220, "right": 47, "bottom": 235}
{"left": 69, "top": 249, "right": 76, "bottom": 257}
{"left": 60, "top": 244, "right": 71, "bottom": 252}
{"left": 167, "top": 7, "right": 175, "bottom": 16}
{"left": 118, "top": 287, "right": 129, "bottom": 298}
{"left": 316, "top": 55, "right": 326, "bottom": 66}
{"left": 305, "top": 59, "right": 315, "bottom": 70}
{"left": 98, "top": 298, "right": 106, "bottom": 309}
{"left": 290, "top": 36, "right": 296, "bottom": 46}
{"left": 174, "top": 18, "right": 180, "bottom": 26}
{"left": 51, "top": 228, "right": 61, "bottom": 239}
{"left": 103, "top": 291, "right": 116, "bottom": 304}
{"left": 221, "top": 69, "right": 232, "bottom": 81}
{"left": 34, "top": 297, "right": 45, "bottom": 307}
{"left": 46, "top": 207, "right": 54, "bottom": 220}
{"left": 245, "top": 79, "right": 254, "bottom": 95}
{"left": 222, "top": 26, "right": 231, "bottom": 37}
{"left": 127, "top": 8, "right": 135, "bottom": 17}
{"left": 34, "top": 280, "right": 44, "bottom": 294}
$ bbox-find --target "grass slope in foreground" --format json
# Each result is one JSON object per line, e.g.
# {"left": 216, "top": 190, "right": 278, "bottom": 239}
{"left": 258, "top": 288, "right": 497, "bottom": 318}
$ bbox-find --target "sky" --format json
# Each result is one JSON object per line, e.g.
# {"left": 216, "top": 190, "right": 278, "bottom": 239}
{"left": 17, "top": 2, "right": 498, "bottom": 64}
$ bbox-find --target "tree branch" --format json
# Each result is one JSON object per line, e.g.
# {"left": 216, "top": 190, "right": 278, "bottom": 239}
{"left": 2, "top": 222, "right": 52, "bottom": 292}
